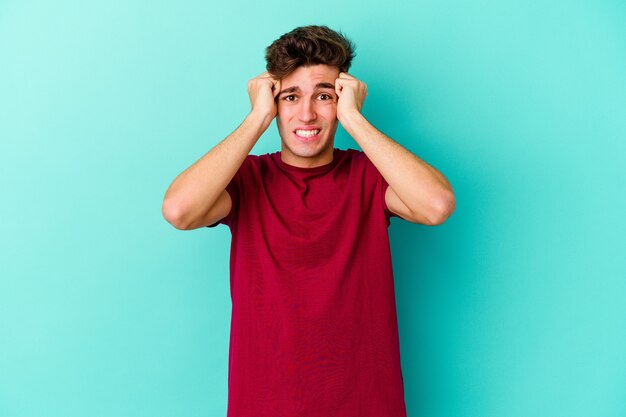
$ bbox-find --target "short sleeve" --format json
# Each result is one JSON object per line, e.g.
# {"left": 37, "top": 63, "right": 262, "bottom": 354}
{"left": 205, "top": 157, "right": 249, "bottom": 229}
{"left": 360, "top": 151, "right": 400, "bottom": 226}
{"left": 379, "top": 175, "right": 400, "bottom": 226}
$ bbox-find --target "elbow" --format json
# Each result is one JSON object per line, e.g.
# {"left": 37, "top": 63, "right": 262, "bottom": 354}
{"left": 427, "top": 192, "right": 456, "bottom": 226}
{"left": 162, "top": 198, "right": 191, "bottom": 230}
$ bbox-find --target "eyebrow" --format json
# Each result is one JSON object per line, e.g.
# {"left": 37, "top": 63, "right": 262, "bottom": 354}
{"left": 279, "top": 82, "right": 335, "bottom": 95}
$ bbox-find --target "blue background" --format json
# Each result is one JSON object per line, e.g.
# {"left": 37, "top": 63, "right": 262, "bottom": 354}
{"left": 1, "top": 1, "right": 625, "bottom": 416}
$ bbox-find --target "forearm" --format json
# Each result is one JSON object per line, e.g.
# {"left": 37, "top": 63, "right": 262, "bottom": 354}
{"left": 162, "top": 111, "right": 271, "bottom": 224}
{"left": 339, "top": 111, "right": 454, "bottom": 217}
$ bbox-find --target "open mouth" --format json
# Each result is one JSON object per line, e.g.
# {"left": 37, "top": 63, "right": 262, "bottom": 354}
{"left": 294, "top": 128, "right": 321, "bottom": 142}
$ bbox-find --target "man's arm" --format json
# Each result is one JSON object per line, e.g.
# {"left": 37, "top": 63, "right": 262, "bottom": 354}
{"left": 335, "top": 73, "right": 455, "bottom": 226}
{"left": 162, "top": 72, "right": 281, "bottom": 230}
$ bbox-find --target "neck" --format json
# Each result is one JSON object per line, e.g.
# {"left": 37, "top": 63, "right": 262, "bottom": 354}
{"left": 280, "top": 147, "right": 334, "bottom": 168}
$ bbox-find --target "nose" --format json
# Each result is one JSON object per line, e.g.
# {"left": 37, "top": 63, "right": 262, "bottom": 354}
{"left": 298, "top": 97, "right": 317, "bottom": 122}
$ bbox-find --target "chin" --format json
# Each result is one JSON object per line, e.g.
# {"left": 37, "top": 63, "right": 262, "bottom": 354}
{"left": 282, "top": 138, "right": 333, "bottom": 161}
{"left": 287, "top": 145, "right": 323, "bottom": 159}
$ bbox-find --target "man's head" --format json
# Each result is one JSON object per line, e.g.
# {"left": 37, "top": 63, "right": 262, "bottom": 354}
{"left": 265, "top": 26, "right": 356, "bottom": 168}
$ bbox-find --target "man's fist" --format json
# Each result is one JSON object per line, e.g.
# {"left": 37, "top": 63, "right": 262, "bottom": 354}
{"left": 248, "top": 71, "right": 281, "bottom": 120}
{"left": 335, "top": 72, "right": 367, "bottom": 121}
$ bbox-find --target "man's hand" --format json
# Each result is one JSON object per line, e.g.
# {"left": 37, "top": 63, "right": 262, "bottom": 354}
{"left": 335, "top": 72, "right": 368, "bottom": 121}
{"left": 248, "top": 71, "right": 281, "bottom": 125}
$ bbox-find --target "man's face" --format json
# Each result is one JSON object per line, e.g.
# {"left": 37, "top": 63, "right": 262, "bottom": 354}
{"left": 276, "top": 64, "right": 340, "bottom": 168}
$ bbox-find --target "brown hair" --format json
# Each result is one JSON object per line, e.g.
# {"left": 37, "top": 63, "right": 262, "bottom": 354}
{"left": 265, "top": 25, "right": 356, "bottom": 78}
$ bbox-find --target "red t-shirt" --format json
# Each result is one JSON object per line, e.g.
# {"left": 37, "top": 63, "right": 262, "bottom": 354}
{"left": 210, "top": 148, "right": 407, "bottom": 417}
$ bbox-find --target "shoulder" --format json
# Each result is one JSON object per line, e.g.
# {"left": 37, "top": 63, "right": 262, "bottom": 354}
{"left": 245, "top": 153, "right": 264, "bottom": 165}
{"left": 340, "top": 148, "right": 362, "bottom": 158}
{"left": 339, "top": 148, "right": 377, "bottom": 172}
{"left": 335, "top": 148, "right": 367, "bottom": 166}
{"left": 341, "top": 148, "right": 373, "bottom": 163}
{"left": 236, "top": 153, "right": 269, "bottom": 174}
{"left": 256, "top": 152, "right": 281, "bottom": 167}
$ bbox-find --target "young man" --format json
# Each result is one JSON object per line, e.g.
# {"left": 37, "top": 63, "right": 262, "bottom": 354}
{"left": 163, "top": 25, "right": 455, "bottom": 417}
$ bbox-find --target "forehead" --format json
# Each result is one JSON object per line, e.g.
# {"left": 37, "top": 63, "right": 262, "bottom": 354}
{"left": 281, "top": 64, "right": 339, "bottom": 89}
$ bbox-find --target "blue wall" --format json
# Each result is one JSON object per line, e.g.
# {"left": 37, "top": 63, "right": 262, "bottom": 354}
{"left": 1, "top": 1, "right": 625, "bottom": 416}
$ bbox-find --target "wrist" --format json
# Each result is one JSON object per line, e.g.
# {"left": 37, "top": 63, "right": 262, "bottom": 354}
{"left": 338, "top": 110, "right": 364, "bottom": 130}
{"left": 248, "top": 109, "right": 275, "bottom": 130}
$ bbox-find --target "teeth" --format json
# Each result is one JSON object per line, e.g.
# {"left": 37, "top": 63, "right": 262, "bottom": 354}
{"left": 295, "top": 129, "right": 320, "bottom": 138}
